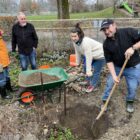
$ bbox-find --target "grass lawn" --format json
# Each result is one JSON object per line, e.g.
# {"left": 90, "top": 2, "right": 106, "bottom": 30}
{"left": 27, "top": 7, "right": 127, "bottom": 20}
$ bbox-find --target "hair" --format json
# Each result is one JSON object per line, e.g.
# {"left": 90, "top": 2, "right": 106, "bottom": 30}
{"left": 71, "top": 23, "right": 84, "bottom": 40}
{"left": 17, "top": 12, "right": 26, "bottom": 19}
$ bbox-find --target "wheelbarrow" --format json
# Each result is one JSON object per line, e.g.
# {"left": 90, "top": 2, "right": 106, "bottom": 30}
{"left": 18, "top": 67, "right": 69, "bottom": 106}
{"left": 17, "top": 66, "right": 85, "bottom": 115}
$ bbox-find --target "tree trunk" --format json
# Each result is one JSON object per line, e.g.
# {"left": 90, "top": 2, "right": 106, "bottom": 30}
{"left": 57, "top": 0, "right": 70, "bottom": 19}
{"left": 57, "top": 0, "right": 61, "bottom": 19}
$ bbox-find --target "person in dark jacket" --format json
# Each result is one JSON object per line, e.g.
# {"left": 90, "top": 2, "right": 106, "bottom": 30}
{"left": 12, "top": 12, "right": 38, "bottom": 71}
{"left": 100, "top": 19, "right": 140, "bottom": 113}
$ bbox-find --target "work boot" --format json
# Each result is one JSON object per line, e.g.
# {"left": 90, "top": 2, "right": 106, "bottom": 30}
{"left": 0, "top": 86, "right": 12, "bottom": 99}
{"left": 126, "top": 102, "right": 134, "bottom": 113}
{"left": 5, "top": 79, "right": 13, "bottom": 92}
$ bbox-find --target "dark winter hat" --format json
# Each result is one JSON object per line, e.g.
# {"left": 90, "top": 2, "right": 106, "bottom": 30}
{"left": 100, "top": 19, "right": 114, "bottom": 31}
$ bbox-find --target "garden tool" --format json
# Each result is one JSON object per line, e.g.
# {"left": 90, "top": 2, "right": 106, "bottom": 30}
{"left": 91, "top": 57, "right": 129, "bottom": 137}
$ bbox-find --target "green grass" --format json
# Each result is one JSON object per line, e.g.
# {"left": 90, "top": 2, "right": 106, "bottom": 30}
{"left": 27, "top": 7, "right": 128, "bottom": 20}
{"left": 70, "top": 7, "right": 127, "bottom": 18}
{"left": 27, "top": 14, "right": 57, "bottom": 20}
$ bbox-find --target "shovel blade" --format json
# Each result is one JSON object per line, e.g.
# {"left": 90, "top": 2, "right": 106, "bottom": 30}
{"left": 91, "top": 114, "right": 110, "bottom": 138}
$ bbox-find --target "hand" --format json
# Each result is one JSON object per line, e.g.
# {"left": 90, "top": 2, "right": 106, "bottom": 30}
{"left": 86, "top": 71, "right": 92, "bottom": 77}
{"left": 125, "top": 47, "right": 135, "bottom": 59}
{"left": 112, "top": 75, "right": 120, "bottom": 84}
{"left": 75, "top": 65, "right": 82, "bottom": 73}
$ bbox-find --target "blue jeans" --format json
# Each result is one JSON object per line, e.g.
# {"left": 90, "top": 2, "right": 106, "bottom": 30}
{"left": 0, "top": 67, "right": 10, "bottom": 87}
{"left": 83, "top": 57, "right": 105, "bottom": 87}
{"left": 102, "top": 63, "right": 140, "bottom": 102}
{"left": 19, "top": 50, "right": 37, "bottom": 71}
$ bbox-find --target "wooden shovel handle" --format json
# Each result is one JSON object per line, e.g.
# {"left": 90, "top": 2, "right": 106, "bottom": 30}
{"left": 96, "top": 57, "right": 129, "bottom": 120}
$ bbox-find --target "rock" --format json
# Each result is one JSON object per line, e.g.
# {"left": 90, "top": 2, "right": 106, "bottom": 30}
{"left": 23, "top": 133, "right": 38, "bottom": 140}
{"left": 13, "top": 134, "right": 21, "bottom": 140}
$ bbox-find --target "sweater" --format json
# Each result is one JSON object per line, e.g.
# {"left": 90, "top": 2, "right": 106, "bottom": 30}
{"left": 73, "top": 37, "right": 104, "bottom": 74}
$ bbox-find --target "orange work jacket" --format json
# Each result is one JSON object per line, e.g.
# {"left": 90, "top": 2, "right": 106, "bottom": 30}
{"left": 0, "top": 37, "right": 10, "bottom": 67}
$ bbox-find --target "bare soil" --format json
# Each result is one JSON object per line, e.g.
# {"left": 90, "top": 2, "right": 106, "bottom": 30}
{"left": 21, "top": 72, "right": 60, "bottom": 85}
{"left": 0, "top": 77, "right": 140, "bottom": 140}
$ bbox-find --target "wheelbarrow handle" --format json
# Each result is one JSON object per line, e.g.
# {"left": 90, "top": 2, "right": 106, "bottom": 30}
{"left": 96, "top": 57, "right": 129, "bottom": 120}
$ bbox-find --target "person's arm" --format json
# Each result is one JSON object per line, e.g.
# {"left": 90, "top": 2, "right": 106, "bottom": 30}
{"left": 132, "top": 41, "right": 140, "bottom": 50}
{"left": 103, "top": 42, "right": 119, "bottom": 83}
{"left": 125, "top": 28, "right": 140, "bottom": 58}
{"left": 125, "top": 41, "right": 140, "bottom": 59}
{"left": 31, "top": 25, "right": 38, "bottom": 48}
{"left": 84, "top": 44, "right": 93, "bottom": 76}
{"left": 11, "top": 26, "right": 17, "bottom": 52}
{"left": 107, "top": 62, "right": 119, "bottom": 83}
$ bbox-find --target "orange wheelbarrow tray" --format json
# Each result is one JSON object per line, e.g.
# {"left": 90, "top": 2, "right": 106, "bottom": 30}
{"left": 18, "top": 67, "right": 69, "bottom": 104}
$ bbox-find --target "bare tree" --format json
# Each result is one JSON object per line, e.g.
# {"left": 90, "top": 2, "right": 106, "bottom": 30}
{"left": 20, "top": 0, "right": 40, "bottom": 14}
{"left": 20, "top": 0, "right": 31, "bottom": 13}
{"left": 47, "top": 0, "right": 57, "bottom": 11}
{"left": 113, "top": 0, "right": 119, "bottom": 14}
{"left": 0, "top": 0, "right": 14, "bottom": 13}
{"left": 57, "top": 0, "right": 70, "bottom": 19}
{"left": 69, "top": 0, "right": 88, "bottom": 13}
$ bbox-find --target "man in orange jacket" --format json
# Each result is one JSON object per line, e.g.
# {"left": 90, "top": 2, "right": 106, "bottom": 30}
{"left": 0, "top": 29, "right": 12, "bottom": 99}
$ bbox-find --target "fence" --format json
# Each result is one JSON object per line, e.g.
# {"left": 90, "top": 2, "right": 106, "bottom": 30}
{"left": 28, "top": 18, "right": 140, "bottom": 52}
{"left": 1, "top": 18, "right": 140, "bottom": 53}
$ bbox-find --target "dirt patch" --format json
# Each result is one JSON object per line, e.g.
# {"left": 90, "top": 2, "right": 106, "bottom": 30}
{"left": 59, "top": 103, "right": 111, "bottom": 139}
{"left": 0, "top": 77, "right": 140, "bottom": 140}
{"left": 21, "top": 72, "right": 60, "bottom": 85}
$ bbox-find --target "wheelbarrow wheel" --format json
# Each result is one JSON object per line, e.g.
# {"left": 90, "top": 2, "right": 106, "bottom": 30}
{"left": 19, "top": 89, "right": 35, "bottom": 105}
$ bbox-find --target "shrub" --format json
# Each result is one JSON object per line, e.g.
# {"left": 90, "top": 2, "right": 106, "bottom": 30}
{"left": 0, "top": 16, "right": 16, "bottom": 40}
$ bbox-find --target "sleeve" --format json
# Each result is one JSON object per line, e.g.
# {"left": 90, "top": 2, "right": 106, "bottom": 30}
{"left": 11, "top": 25, "right": 17, "bottom": 52}
{"left": 83, "top": 43, "right": 92, "bottom": 74}
{"left": 31, "top": 24, "right": 38, "bottom": 48}
{"left": 73, "top": 44, "right": 81, "bottom": 66}
{"left": 127, "top": 28, "right": 140, "bottom": 42}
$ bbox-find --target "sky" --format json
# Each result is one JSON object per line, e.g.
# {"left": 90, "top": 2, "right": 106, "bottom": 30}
{"left": 86, "top": 0, "right": 97, "bottom": 4}
{"left": 16, "top": 0, "right": 20, "bottom": 4}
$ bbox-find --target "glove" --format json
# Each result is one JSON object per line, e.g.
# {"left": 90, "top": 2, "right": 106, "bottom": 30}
{"left": 86, "top": 71, "right": 92, "bottom": 77}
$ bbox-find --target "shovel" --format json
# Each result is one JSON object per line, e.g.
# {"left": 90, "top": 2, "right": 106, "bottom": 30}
{"left": 91, "top": 57, "right": 129, "bottom": 136}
